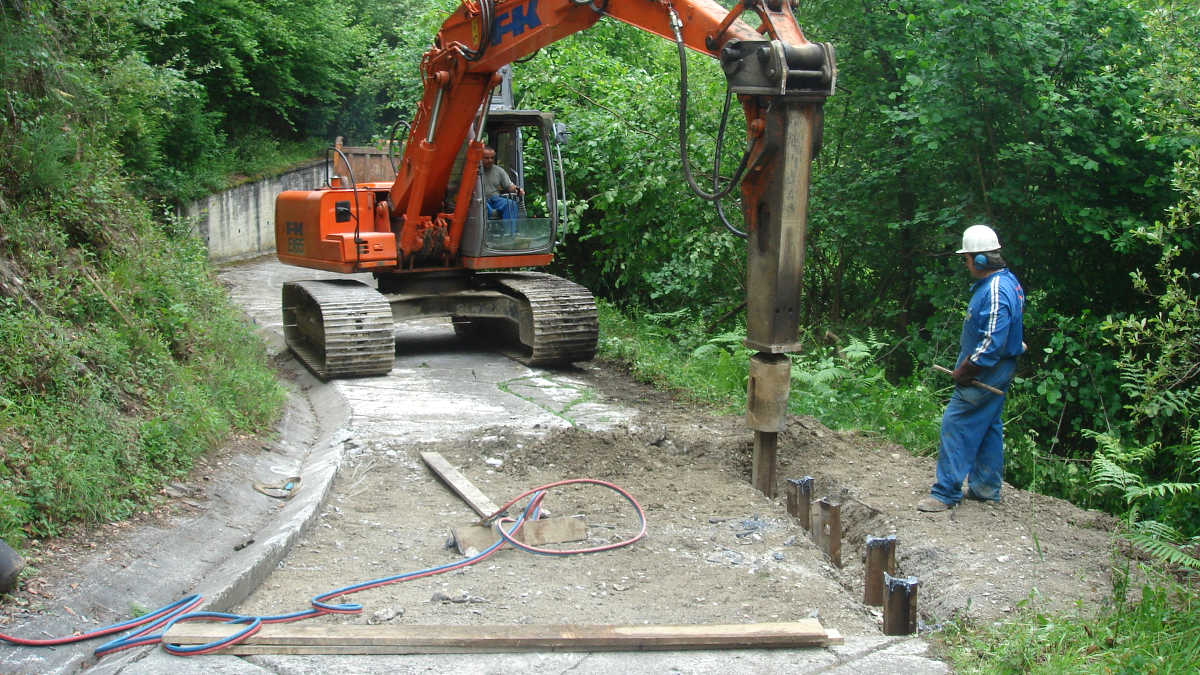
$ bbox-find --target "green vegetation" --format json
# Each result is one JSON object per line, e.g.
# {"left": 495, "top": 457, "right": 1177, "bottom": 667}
{"left": 1, "top": 0, "right": 1196, "bottom": 669}
{"left": 0, "top": 0, "right": 371, "bottom": 204}
{"left": 598, "top": 302, "right": 944, "bottom": 452}
{"left": 0, "top": 1, "right": 287, "bottom": 541}
{"left": 939, "top": 579, "right": 1200, "bottom": 672}
{"left": 0, "top": 173, "right": 284, "bottom": 541}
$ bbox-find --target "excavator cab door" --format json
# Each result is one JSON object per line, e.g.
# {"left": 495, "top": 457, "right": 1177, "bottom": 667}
{"left": 459, "top": 110, "right": 563, "bottom": 260}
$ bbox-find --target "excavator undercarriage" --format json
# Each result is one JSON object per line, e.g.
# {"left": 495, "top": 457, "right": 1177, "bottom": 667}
{"left": 281, "top": 272, "right": 597, "bottom": 379}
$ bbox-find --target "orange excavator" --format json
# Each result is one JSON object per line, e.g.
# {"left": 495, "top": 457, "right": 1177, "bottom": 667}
{"left": 275, "top": 0, "right": 834, "bottom": 492}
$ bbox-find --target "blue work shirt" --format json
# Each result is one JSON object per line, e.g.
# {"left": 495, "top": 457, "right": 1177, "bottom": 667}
{"left": 957, "top": 268, "right": 1025, "bottom": 369}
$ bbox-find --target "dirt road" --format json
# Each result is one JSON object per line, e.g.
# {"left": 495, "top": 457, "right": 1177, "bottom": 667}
{"left": 237, "top": 366, "right": 1116, "bottom": 628}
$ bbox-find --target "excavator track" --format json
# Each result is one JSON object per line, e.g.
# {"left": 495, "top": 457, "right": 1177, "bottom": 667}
{"left": 282, "top": 280, "right": 395, "bottom": 379}
{"left": 492, "top": 272, "right": 598, "bottom": 367}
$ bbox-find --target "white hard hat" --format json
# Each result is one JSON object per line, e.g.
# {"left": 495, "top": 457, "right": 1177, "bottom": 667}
{"left": 956, "top": 224, "right": 1001, "bottom": 253}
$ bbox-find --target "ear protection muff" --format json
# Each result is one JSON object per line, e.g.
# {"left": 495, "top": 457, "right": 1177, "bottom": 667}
{"left": 974, "top": 253, "right": 988, "bottom": 268}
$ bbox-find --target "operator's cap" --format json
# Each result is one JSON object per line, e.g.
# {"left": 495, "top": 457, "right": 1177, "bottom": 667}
{"left": 956, "top": 224, "right": 1001, "bottom": 253}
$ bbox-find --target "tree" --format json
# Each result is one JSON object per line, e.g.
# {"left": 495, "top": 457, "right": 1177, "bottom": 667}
{"left": 1089, "top": 0, "right": 1200, "bottom": 541}
{"left": 145, "top": 0, "right": 369, "bottom": 138}
{"left": 796, "top": 0, "right": 1178, "bottom": 331}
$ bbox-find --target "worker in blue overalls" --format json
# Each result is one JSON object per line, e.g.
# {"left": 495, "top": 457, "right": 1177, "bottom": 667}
{"left": 918, "top": 224, "right": 1026, "bottom": 512}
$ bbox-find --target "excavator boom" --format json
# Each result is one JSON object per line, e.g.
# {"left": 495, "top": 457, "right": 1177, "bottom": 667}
{"left": 392, "top": 0, "right": 826, "bottom": 267}
{"left": 275, "top": 0, "right": 835, "bottom": 496}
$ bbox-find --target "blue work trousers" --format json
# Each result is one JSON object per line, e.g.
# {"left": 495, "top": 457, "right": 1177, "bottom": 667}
{"left": 487, "top": 195, "right": 519, "bottom": 233}
{"left": 930, "top": 358, "right": 1016, "bottom": 505}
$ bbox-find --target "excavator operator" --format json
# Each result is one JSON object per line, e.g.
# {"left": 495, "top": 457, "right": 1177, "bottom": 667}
{"left": 480, "top": 146, "right": 524, "bottom": 233}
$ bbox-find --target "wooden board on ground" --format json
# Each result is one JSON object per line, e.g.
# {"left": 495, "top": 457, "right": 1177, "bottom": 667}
{"left": 451, "top": 516, "right": 588, "bottom": 556}
{"left": 163, "top": 620, "right": 844, "bottom": 655}
{"left": 420, "top": 451, "right": 501, "bottom": 518}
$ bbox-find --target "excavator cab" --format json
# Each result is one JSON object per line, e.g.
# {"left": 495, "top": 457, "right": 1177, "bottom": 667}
{"left": 458, "top": 110, "right": 564, "bottom": 262}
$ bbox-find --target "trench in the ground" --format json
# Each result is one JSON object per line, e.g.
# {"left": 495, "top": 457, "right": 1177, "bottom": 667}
{"left": 444, "top": 421, "right": 909, "bottom": 631}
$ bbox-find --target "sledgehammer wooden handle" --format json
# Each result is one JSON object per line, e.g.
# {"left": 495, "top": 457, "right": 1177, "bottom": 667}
{"left": 932, "top": 365, "right": 1005, "bottom": 396}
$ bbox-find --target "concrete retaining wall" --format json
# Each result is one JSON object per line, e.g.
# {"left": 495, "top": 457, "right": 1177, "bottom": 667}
{"left": 183, "top": 159, "right": 327, "bottom": 262}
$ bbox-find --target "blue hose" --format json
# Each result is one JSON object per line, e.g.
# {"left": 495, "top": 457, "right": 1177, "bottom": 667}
{"left": 105, "top": 495, "right": 544, "bottom": 656}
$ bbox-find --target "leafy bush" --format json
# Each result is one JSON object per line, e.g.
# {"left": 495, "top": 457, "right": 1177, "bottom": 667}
{"left": 789, "top": 331, "right": 942, "bottom": 452}
{"left": 0, "top": 2, "right": 286, "bottom": 543}
{"left": 0, "top": 193, "right": 284, "bottom": 542}
{"left": 1090, "top": 432, "right": 1199, "bottom": 571}
{"left": 598, "top": 303, "right": 941, "bottom": 451}
{"left": 1082, "top": 147, "right": 1200, "bottom": 545}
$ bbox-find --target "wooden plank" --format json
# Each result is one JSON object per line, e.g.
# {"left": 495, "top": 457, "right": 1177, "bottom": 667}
{"left": 452, "top": 516, "right": 588, "bottom": 556}
{"left": 420, "top": 452, "right": 501, "bottom": 518}
{"left": 163, "top": 620, "right": 843, "bottom": 655}
{"left": 450, "top": 524, "right": 501, "bottom": 556}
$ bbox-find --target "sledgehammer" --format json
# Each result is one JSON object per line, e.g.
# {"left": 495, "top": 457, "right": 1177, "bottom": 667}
{"left": 932, "top": 364, "right": 1005, "bottom": 396}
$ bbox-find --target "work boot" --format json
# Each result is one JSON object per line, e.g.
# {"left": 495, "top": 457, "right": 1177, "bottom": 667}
{"left": 916, "top": 496, "right": 953, "bottom": 513}
{"left": 964, "top": 489, "right": 1001, "bottom": 504}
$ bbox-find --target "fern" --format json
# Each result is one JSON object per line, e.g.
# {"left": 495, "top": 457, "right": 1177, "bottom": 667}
{"left": 1135, "top": 387, "right": 1200, "bottom": 420}
{"left": 1090, "top": 453, "right": 1143, "bottom": 497}
{"left": 1088, "top": 430, "right": 1200, "bottom": 572}
{"left": 1126, "top": 529, "right": 1200, "bottom": 573}
{"left": 1134, "top": 519, "right": 1185, "bottom": 543}
{"left": 1126, "top": 481, "right": 1198, "bottom": 501}
{"left": 842, "top": 337, "right": 874, "bottom": 363}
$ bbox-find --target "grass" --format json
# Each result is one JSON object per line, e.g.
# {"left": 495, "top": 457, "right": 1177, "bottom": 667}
{"left": 0, "top": 168, "right": 285, "bottom": 543}
{"left": 596, "top": 303, "right": 746, "bottom": 411}
{"left": 596, "top": 300, "right": 942, "bottom": 451}
{"left": 163, "top": 136, "right": 328, "bottom": 202}
{"left": 938, "top": 578, "right": 1200, "bottom": 673}
{"left": 226, "top": 136, "right": 329, "bottom": 186}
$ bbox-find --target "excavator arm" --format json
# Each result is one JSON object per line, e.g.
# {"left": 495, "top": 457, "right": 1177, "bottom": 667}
{"left": 391, "top": 0, "right": 832, "bottom": 264}
{"left": 390, "top": 0, "right": 757, "bottom": 230}
{"left": 398, "top": 0, "right": 833, "bottom": 497}
{"left": 282, "top": 0, "right": 835, "bottom": 497}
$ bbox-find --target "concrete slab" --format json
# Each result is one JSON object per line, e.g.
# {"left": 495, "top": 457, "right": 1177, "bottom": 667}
{"left": 826, "top": 636, "right": 949, "bottom": 674}
{"left": 122, "top": 652, "right": 273, "bottom": 674}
